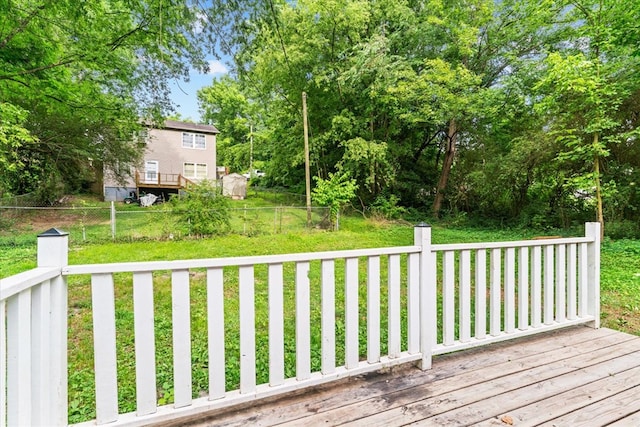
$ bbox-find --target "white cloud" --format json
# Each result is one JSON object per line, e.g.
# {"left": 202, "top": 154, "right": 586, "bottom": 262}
{"left": 207, "top": 60, "right": 229, "bottom": 75}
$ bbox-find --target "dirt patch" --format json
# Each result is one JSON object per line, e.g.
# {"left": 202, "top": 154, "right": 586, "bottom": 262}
{"left": 3, "top": 207, "right": 110, "bottom": 233}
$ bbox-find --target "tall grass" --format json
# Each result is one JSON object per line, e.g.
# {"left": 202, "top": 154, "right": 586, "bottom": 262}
{"left": 3, "top": 203, "right": 638, "bottom": 423}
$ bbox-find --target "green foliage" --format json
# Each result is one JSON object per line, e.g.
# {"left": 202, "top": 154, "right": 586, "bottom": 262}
{"left": 6, "top": 0, "right": 639, "bottom": 227}
{"left": 4, "top": 202, "right": 640, "bottom": 421}
{"left": 312, "top": 172, "right": 358, "bottom": 229}
{"left": 170, "top": 181, "right": 231, "bottom": 236}
{"left": 198, "top": 76, "right": 260, "bottom": 173}
{"left": 338, "top": 137, "right": 393, "bottom": 200}
{"left": 0, "top": 102, "right": 37, "bottom": 197}
{"left": 0, "top": 1, "right": 214, "bottom": 200}
{"left": 604, "top": 221, "right": 640, "bottom": 240}
{"left": 531, "top": 1, "right": 640, "bottom": 232}
{"left": 203, "top": 0, "right": 611, "bottom": 225}
{"left": 370, "top": 194, "right": 407, "bottom": 220}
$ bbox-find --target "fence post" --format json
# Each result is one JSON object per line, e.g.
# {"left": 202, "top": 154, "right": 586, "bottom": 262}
{"left": 111, "top": 201, "right": 116, "bottom": 240}
{"left": 37, "top": 228, "right": 69, "bottom": 426}
{"left": 414, "top": 223, "right": 434, "bottom": 370}
{"left": 585, "top": 222, "right": 601, "bottom": 328}
{"left": 274, "top": 206, "right": 277, "bottom": 234}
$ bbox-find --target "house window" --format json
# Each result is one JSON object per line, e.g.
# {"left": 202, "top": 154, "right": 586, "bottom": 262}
{"left": 195, "top": 134, "right": 206, "bottom": 149}
{"left": 182, "top": 132, "right": 206, "bottom": 149}
{"left": 139, "top": 129, "right": 149, "bottom": 141}
{"left": 135, "top": 129, "right": 150, "bottom": 145}
{"left": 184, "top": 162, "right": 208, "bottom": 179}
{"left": 145, "top": 160, "right": 158, "bottom": 183}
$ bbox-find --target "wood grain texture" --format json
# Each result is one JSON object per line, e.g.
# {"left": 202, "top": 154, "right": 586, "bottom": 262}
{"left": 168, "top": 326, "right": 640, "bottom": 427}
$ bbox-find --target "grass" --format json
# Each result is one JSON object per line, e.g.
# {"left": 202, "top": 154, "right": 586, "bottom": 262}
{"left": 0, "top": 194, "right": 330, "bottom": 274}
{"left": 599, "top": 239, "right": 640, "bottom": 334}
{"left": 2, "top": 196, "right": 639, "bottom": 423}
{"left": 62, "top": 220, "right": 418, "bottom": 422}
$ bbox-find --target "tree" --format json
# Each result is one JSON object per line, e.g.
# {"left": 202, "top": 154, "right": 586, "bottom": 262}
{"left": 312, "top": 172, "right": 358, "bottom": 230}
{"left": 388, "top": 57, "right": 486, "bottom": 215}
{"left": 534, "top": 0, "right": 640, "bottom": 237}
{"left": 0, "top": 1, "right": 213, "bottom": 201}
{"left": 198, "top": 76, "right": 263, "bottom": 174}
{"left": 0, "top": 103, "right": 37, "bottom": 197}
{"left": 199, "top": 0, "right": 640, "bottom": 234}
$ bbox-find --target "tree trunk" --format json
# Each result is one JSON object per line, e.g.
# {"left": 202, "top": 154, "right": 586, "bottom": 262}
{"left": 593, "top": 133, "right": 605, "bottom": 240}
{"left": 432, "top": 119, "right": 457, "bottom": 217}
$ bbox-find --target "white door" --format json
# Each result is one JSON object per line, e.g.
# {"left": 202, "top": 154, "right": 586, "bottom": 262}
{"left": 145, "top": 160, "right": 158, "bottom": 183}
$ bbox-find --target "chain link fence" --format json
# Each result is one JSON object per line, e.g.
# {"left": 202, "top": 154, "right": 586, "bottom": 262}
{"left": 113, "top": 205, "right": 330, "bottom": 240}
{"left": 1, "top": 204, "right": 331, "bottom": 243}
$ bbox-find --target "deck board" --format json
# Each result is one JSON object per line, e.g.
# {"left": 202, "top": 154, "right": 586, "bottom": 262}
{"left": 608, "top": 410, "right": 640, "bottom": 426}
{"left": 170, "top": 326, "right": 640, "bottom": 427}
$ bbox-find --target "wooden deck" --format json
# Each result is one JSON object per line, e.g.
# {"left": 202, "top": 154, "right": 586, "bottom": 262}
{"left": 135, "top": 172, "right": 194, "bottom": 190}
{"left": 170, "top": 326, "right": 640, "bottom": 427}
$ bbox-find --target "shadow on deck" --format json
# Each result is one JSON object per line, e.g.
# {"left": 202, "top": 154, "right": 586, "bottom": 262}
{"left": 169, "top": 326, "right": 640, "bottom": 427}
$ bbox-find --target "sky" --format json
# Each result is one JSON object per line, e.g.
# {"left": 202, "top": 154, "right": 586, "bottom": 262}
{"left": 168, "top": 59, "right": 229, "bottom": 123}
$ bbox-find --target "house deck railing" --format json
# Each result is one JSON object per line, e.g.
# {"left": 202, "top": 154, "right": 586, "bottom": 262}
{"left": 134, "top": 171, "right": 194, "bottom": 189}
{"left": 0, "top": 223, "right": 601, "bottom": 426}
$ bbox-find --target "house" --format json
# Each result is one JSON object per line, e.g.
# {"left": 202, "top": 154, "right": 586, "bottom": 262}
{"left": 103, "top": 120, "right": 220, "bottom": 201}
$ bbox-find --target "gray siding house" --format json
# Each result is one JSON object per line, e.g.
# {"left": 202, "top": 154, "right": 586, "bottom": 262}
{"left": 104, "top": 120, "right": 220, "bottom": 201}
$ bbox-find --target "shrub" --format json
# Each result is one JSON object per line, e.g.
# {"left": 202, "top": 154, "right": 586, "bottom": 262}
{"left": 605, "top": 220, "right": 640, "bottom": 240}
{"left": 312, "top": 172, "right": 358, "bottom": 230}
{"left": 170, "top": 181, "right": 230, "bottom": 236}
{"left": 370, "top": 194, "right": 407, "bottom": 220}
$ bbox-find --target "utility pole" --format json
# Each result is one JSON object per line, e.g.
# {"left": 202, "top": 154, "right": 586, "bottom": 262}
{"left": 302, "top": 92, "right": 312, "bottom": 227}
{"left": 249, "top": 124, "right": 254, "bottom": 177}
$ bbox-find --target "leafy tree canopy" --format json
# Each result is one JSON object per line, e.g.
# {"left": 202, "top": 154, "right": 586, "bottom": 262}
{"left": 5, "top": 0, "right": 640, "bottom": 236}
{"left": 0, "top": 0, "right": 214, "bottom": 202}
{"left": 198, "top": 0, "right": 640, "bottom": 234}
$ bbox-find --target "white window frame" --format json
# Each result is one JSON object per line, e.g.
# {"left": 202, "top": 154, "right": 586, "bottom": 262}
{"left": 183, "top": 162, "right": 208, "bottom": 179}
{"left": 182, "top": 132, "right": 206, "bottom": 150}
{"left": 194, "top": 133, "right": 206, "bottom": 149}
{"left": 144, "top": 160, "right": 158, "bottom": 183}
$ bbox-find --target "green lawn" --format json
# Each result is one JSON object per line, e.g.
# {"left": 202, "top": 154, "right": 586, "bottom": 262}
{"left": 2, "top": 200, "right": 639, "bottom": 423}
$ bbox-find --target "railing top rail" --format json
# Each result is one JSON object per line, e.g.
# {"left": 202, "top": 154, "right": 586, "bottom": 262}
{"left": 0, "top": 266, "right": 61, "bottom": 300}
{"left": 433, "top": 236, "right": 593, "bottom": 252}
{"left": 63, "top": 245, "right": 421, "bottom": 275}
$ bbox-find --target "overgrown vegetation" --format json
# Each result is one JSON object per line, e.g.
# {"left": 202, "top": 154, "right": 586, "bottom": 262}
{"left": 2, "top": 203, "right": 638, "bottom": 423}
{"left": 312, "top": 172, "right": 358, "bottom": 229}
{"left": 199, "top": 0, "right": 640, "bottom": 235}
{"left": 4, "top": 1, "right": 640, "bottom": 234}
{"left": 169, "top": 180, "right": 231, "bottom": 236}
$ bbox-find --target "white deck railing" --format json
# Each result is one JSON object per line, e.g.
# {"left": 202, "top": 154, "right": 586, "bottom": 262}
{"left": 0, "top": 223, "right": 601, "bottom": 426}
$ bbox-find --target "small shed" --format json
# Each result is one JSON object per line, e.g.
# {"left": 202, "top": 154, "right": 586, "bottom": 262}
{"left": 222, "top": 173, "right": 247, "bottom": 200}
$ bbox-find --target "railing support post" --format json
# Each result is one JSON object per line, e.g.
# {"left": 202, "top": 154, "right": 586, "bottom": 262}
{"left": 585, "top": 222, "right": 601, "bottom": 328}
{"left": 37, "top": 228, "right": 69, "bottom": 426}
{"left": 415, "top": 223, "right": 434, "bottom": 370}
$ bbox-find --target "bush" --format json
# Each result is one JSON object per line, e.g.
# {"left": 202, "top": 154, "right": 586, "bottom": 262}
{"left": 370, "top": 194, "right": 407, "bottom": 220}
{"left": 312, "top": 173, "right": 358, "bottom": 230}
{"left": 170, "top": 181, "right": 230, "bottom": 236}
{"left": 605, "top": 220, "right": 640, "bottom": 240}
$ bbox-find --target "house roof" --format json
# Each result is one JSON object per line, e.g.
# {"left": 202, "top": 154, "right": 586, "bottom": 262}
{"left": 163, "top": 120, "right": 220, "bottom": 134}
{"left": 224, "top": 172, "right": 247, "bottom": 179}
